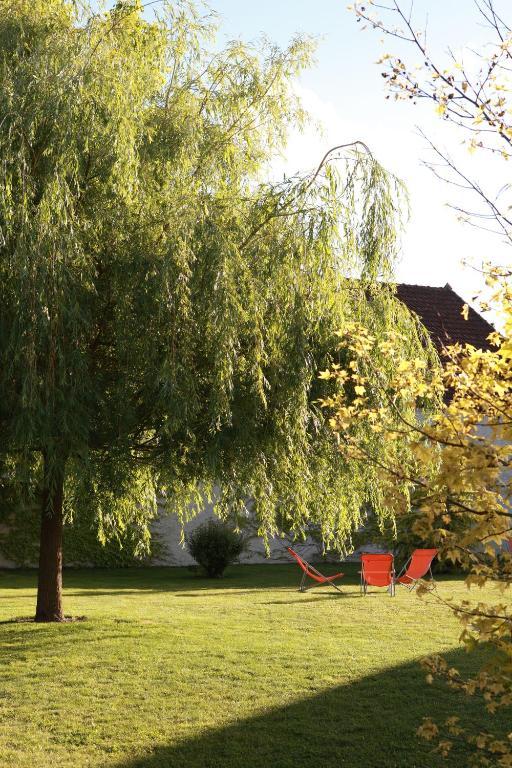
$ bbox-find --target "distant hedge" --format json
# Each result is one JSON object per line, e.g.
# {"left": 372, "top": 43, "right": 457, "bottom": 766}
{"left": 0, "top": 500, "right": 166, "bottom": 568}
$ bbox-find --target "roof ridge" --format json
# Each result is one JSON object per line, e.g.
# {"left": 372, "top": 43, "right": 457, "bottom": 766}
{"left": 396, "top": 282, "right": 450, "bottom": 290}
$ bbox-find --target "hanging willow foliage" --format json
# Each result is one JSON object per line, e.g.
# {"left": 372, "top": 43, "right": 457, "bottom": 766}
{"left": 0, "top": 0, "right": 437, "bottom": 618}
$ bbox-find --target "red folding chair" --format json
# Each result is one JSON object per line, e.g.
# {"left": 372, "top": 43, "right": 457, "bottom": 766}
{"left": 286, "top": 548, "right": 344, "bottom": 593}
{"left": 395, "top": 548, "right": 438, "bottom": 591}
{"left": 360, "top": 553, "right": 395, "bottom": 596}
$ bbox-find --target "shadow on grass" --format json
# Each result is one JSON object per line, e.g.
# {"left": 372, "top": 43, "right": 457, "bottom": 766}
{"left": 0, "top": 563, "right": 466, "bottom": 595}
{"left": 0, "top": 564, "right": 343, "bottom": 594}
{"left": 261, "top": 594, "right": 358, "bottom": 605}
{"left": 112, "top": 646, "right": 508, "bottom": 768}
{"left": 0, "top": 620, "right": 139, "bottom": 656}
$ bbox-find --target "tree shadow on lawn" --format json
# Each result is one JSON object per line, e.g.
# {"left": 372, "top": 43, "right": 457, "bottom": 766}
{"left": 0, "top": 622, "right": 140, "bottom": 658}
{"left": 0, "top": 563, "right": 466, "bottom": 595}
{"left": 113, "top": 646, "right": 508, "bottom": 768}
{"left": 0, "top": 565, "right": 338, "bottom": 596}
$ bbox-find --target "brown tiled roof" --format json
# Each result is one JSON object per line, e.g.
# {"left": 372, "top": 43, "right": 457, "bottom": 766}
{"left": 396, "top": 283, "right": 494, "bottom": 353}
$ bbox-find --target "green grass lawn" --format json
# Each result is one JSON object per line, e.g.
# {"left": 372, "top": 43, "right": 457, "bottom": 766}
{"left": 0, "top": 563, "right": 509, "bottom": 768}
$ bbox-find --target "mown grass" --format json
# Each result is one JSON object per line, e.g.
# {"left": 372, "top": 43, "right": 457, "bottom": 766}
{"left": 0, "top": 563, "right": 509, "bottom": 768}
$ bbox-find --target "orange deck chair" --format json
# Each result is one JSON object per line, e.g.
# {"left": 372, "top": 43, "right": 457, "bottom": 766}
{"left": 395, "top": 548, "right": 438, "bottom": 591}
{"left": 360, "top": 553, "right": 395, "bottom": 596}
{"left": 286, "top": 547, "right": 344, "bottom": 593}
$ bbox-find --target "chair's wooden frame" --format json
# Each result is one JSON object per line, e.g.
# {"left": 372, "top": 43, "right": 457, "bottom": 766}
{"left": 287, "top": 548, "right": 344, "bottom": 593}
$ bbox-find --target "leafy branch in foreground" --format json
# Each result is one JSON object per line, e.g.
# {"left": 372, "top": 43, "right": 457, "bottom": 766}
{"left": 352, "top": 0, "right": 512, "bottom": 246}
{"left": 321, "top": 267, "right": 512, "bottom": 765}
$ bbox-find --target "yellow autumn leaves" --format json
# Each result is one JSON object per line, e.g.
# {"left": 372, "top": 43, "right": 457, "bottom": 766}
{"left": 322, "top": 272, "right": 512, "bottom": 764}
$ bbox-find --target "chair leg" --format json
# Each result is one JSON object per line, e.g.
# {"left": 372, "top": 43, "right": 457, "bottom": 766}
{"left": 301, "top": 578, "right": 343, "bottom": 594}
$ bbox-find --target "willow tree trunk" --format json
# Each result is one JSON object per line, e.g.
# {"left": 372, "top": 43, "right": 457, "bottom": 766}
{"left": 35, "top": 460, "right": 65, "bottom": 622}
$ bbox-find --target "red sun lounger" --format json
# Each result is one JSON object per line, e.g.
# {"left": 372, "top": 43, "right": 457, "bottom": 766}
{"left": 360, "top": 553, "right": 395, "bottom": 596}
{"left": 287, "top": 548, "right": 344, "bottom": 593}
{"left": 395, "top": 548, "right": 438, "bottom": 590}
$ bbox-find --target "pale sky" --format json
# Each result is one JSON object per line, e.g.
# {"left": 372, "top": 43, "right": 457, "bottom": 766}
{"left": 208, "top": 0, "right": 511, "bottom": 306}
{"left": 100, "top": 0, "right": 512, "bottom": 306}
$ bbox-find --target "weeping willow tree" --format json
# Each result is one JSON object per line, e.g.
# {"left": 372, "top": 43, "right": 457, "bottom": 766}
{"left": 0, "top": 0, "right": 435, "bottom": 621}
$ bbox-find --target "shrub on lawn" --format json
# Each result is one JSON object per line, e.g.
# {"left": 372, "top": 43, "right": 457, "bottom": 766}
{"left": 186, "top": 520, "right": 245, "bottom": 577}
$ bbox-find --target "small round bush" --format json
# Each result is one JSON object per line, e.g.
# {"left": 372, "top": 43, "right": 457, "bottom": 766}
{"left": 186, "top": 520, "right": 245, "bottom": 577}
